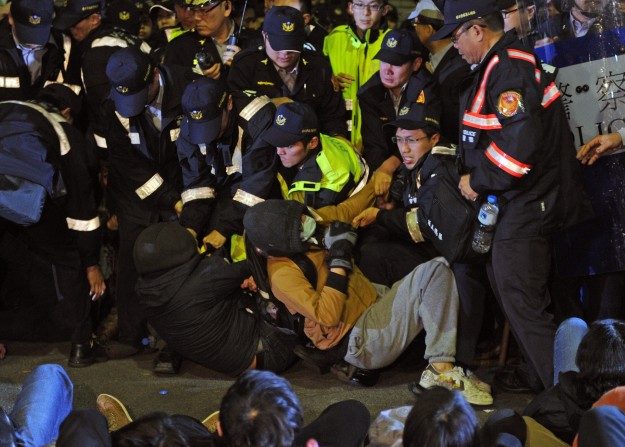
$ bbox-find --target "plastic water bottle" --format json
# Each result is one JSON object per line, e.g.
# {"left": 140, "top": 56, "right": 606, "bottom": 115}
{"left": 471, "top": 195, "right": 499, "bottom": 254}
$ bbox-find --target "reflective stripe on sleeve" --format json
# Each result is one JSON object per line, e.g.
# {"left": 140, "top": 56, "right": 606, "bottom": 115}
{"left": 233, "top": 189, "right": 264, "bottom": 207}
{"left": 181, "top": 187, "right": 215, "bottom": 204}
{"left": 541, "top": 82, "right": 561, "bottom": 108}
{"left": 0, "top": 76, "right": 20, "bottom": 88}
{"left": 485, "top": 142, "right": 532, "bottom": 178}
{"left": 507, "top": 49, "right": 536, "bottom": 66}
{"left": 135, "top": 173, "right": 164, "bottom": 199}
{"left": 469, "top": 56, "right": 499, "bottom": 113}
{"left": 66, "top": 216, "right": 101, "bottom": 231}
{"left": 93, "top": 133, "right": 107, "bottom": 149}
{"left": 406, "top": 210, "right": 424, "bottom": 243}
{"left": 462, "top": 112, "right": 502, "bottom": 130}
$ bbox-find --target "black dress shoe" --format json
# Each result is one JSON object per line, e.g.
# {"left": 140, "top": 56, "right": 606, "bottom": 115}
{"left": 68, "top": 341, "right": 107, "bottom": 368}
{"left": 494, "top": 367, "right": 532, "bottom": 394}
{"left": 293, "top": 345, "right": 336, "bottom": 374}
{"left": 0, "top": 408, "right": 16, "bottom": 447}
{"left": 331, "top": 361, "right": 380, "bottom": 387}
{"left": 153, "top": 346, "right": 182, "bottom": 374}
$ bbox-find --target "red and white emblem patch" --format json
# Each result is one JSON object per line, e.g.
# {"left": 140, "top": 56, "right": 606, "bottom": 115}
{"left": 497, "top": 91, "right": 523, "bottom": 117}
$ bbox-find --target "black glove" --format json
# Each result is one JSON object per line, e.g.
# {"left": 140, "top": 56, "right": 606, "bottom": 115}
{"left": 323, "top": 222, "right": 357, "bottom": 271}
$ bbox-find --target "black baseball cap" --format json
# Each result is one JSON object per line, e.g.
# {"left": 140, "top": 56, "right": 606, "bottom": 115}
{"left": 106, "top": 47, "right": 154, "bottom": 118}
{"left": 189, "top": 0, "right": 222, "bottom": 7}
{"left": 149, "top": 0, "right": 175, "bottom": 16}
{"left": 374, "top": 29, "right": 427, "bottom": 66}
{"left": 107, "top": 0, "right": 141, "bottom": 36}
{"left": 10, "top": 0, "right": 54, "bottom": 46}
{"left": 263, "top": 102, "right": 318, "bottom": 147}
{"left": 386, "top": 90, "right": 442, "bottom": 130}
{"left": 181, "top": 78, "right": 227, "bottom": 145}
{"left": 263, "top": 6, "right": 305, "bottom": 52}
{"left": 431, "top": 0, "right": 500, "bottom": 40}
{"left": 54, "top": 0, "right": 103, "bottom": 31}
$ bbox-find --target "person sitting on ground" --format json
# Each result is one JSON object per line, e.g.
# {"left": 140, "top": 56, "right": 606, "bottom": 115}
{"left": 524, "top": 319, "right": 625, "bottom": 443}
{"left": 243, "top": 199, "right": 493, "bottom": 405}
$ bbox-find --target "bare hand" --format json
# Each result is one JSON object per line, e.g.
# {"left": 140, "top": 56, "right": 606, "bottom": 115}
{"left": 240, "top": 276, "right": 258, "bottom": 292}
{"left": 0, "top": 343, "right": 6, "bottom": 359}
{"left": 203, "top": 230, "right": 227, "bottom": 250}
{"left": 202, "top": 63, "right": 221, "bottom": 80}
{"left": 222, "top": 44, "right": 241, "bottom": 66}
{"left": 352, "top": 207, "right": 380, "bottom": 228}
{"left": 86, "top": 265, "right": 106, "bottom": 301}
{"left": 577, "top": 132, "right": 623, "bottom": 165}
{"left": 335, "top": 72, "right": 355, "bottom": 90}
{"left": 459, "top": 174, "right": 478, "bottom": 202}
{"left": 372, "top": 170, "right": 392, "bottom": 196}
{"left": 107, "top": 214, "right": 118, "bottom": 231}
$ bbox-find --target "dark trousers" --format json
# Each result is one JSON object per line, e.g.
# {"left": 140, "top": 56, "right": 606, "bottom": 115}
{"left": 487, "top": 237, "right": 556, "bottom": 388}
{"left": 116, "top": 217, "right": 148, "bottom": 346}
{"left": 258, "top": 321, "right": 300, "bottom": 373}
{"left": 0, "top": 231, "right": 91, "bottom": 344}
{"left": 57, "top": 410, "right": 111, "bottom": 447}
{"left": 578, "top": 406, "right": 625, "bottom": 447}
{"left": 294, "top": 400, "right": 371, "bottom": 447}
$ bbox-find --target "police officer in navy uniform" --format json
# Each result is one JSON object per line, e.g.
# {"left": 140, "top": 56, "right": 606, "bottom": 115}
{"left": 432, "top": 0, "right": 589, "bottom": 390}
{"left": 54, "top": 0, "right": 150, "bottom": 136}
{"left": 0, "top": 90, "right": 104, "bottom": 367}
{"left": 163, "top": 0, "right": 258, "bottom": 78}
{"left": 228, "top": 6, "right": 347, "bottom": 138}
{"left": 101, "top": 46, "right": 198, "bottom": 358}
{"left": 358, "top": 29, "right": 436, "bottom": 195}
{"left": 0, "top": 0, "right": 64, "bottom": 101}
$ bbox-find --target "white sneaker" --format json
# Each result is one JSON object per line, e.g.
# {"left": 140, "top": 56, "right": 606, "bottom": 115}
{"left": 418, "top": 365, "right": 493, "bottom": 406}
{"left": 466, "top": 368, "right": 492, "bottom": 394}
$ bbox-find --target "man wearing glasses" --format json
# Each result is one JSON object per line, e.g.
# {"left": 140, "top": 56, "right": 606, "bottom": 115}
{"left": 432, "top": 0, "right": 589, "bottom": 392}
{"left": 164, "top": 0, "right": 257, "bottom": 78}
{"left": 323, "top": 0, "right": 390, "bottom": 150}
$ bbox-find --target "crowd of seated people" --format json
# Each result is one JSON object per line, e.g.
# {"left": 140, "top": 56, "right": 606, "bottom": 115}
{"left": 0, "top": 0, "right": 624, "bottom": 445}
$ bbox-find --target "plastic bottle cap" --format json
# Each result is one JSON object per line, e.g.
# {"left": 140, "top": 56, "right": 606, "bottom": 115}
{"left": 487, "top": 195, "right": 497, "bottom": 204}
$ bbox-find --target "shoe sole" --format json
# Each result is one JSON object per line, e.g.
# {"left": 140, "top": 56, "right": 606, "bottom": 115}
{"left": 415, "top": 381, "right": 493, "bottom": 406}
{"left": 96, "top": 393, "right": 133, "bottom": 431}
{"left": 67, "top": 359, "right": 94, "bottom": 368}
{"left": 201, "top": 410, "right": 220, "bottom": 433}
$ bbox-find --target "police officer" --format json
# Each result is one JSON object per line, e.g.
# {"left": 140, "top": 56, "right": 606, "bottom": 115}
{"left": 0, "top": 0, "right": 64, "bottom": 101}
{"left": 433, "top": 0, "right": 588, "bottom": 389}
{"left": 101, "top": 46, "right": 197, "bottom": 357}
{"left": 177, "top": 77, "right": 238, "bottom": 241}
{"left": 228, "top": 6, "right": 347, "bottom": 138}
{"left": 0, "top": 93, "right": 104, "bottom": 367}
{"left": 411, "top": 0, "right": 472, "bottom": 145}
{"left": 358, "top": 29, "right": 435, "bottom": 194}
{"left": 163, "top": 0, "right": 257, "bottom": 77}
{"left": 54, "top": 0, "right": 150, "bottom": 135}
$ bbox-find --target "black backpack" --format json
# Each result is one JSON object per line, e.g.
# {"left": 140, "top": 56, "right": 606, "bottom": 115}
{"left": 416, "top": 146, "right": 482, "bottom": 264}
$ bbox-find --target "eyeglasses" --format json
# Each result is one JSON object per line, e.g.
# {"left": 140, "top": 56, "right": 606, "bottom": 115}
{"left": 352, "top": 2, "right": 384, "bottom": 12}
{"left": 391, "top": 135, "right": 429, "bottom": 147}
{"left": 451, "top": 25, "right": 470, "bottom": 44}
{"left": 501, "top": 7, "right": 520, "bottom": 18}
{"left": 192, "top": 1, "right": 222, "bottom": 16}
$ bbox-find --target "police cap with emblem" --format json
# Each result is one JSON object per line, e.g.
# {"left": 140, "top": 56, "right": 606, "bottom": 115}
{"left": 106, "top": 0, "right": 141, "bottom": 36}
{"left": 385, "top": 89, "right": 442, "bottom": 131}
{"left": 10, "top": 0, "right": 54, "bottom": 46}
{"left": 374, "top": 29, "right": 427, "bottom": 66}
{"left": 263, "top": 6, "right": 305, "bottom": 52}
{"left": 431, "top": 0, "right": 500, "bottom": 40}
{"left": 106, "top": 47, "right": 154, "bottom": 118}
{"left": 263, "top": 102, "right": 318, "bottom": 147}
{"left": 54, "top": 0, "right": 104, "bottom": 31}
{"left": 149, "top": 0, "right": 175, "bottom": 16}
{"left": 181, "top": 78, "right": 228, "bottom": 145}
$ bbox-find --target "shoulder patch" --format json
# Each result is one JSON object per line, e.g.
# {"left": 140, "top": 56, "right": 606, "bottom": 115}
{"left": 497, "top": 91, "right": 524, "bottom": 117}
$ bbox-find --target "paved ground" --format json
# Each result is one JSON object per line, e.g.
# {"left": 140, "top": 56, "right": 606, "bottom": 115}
{"left": 0, "top": 341, "right": 534, "bottom": 430}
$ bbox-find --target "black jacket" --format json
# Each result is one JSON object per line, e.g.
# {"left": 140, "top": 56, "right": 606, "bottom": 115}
{"left": 459, "top": 31, "right": 589, "bottom": 241}
{"left": 136, "top": 254, "right": 259, "bottom": 376}
{"left": 0, "top": 24, "right": 64, "bottom": 101}
{"left": 228, "top": 47, "right": 348, "bottom": 138}
{"left": 358, "top": 68, "right": 436, "bottom": 171}
{"left": 101, "top": 65, "right": 200, "bottom": 228}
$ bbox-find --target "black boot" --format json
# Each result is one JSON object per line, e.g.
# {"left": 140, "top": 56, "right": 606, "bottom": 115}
{"left": 293, "top": 345, "right": 337, "bottom": 374}
{"left": 153, "top": 345, "right": 182, "bottom": 374}
{"left": 331, "top": 361, "right": 380, "bottom": 387}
